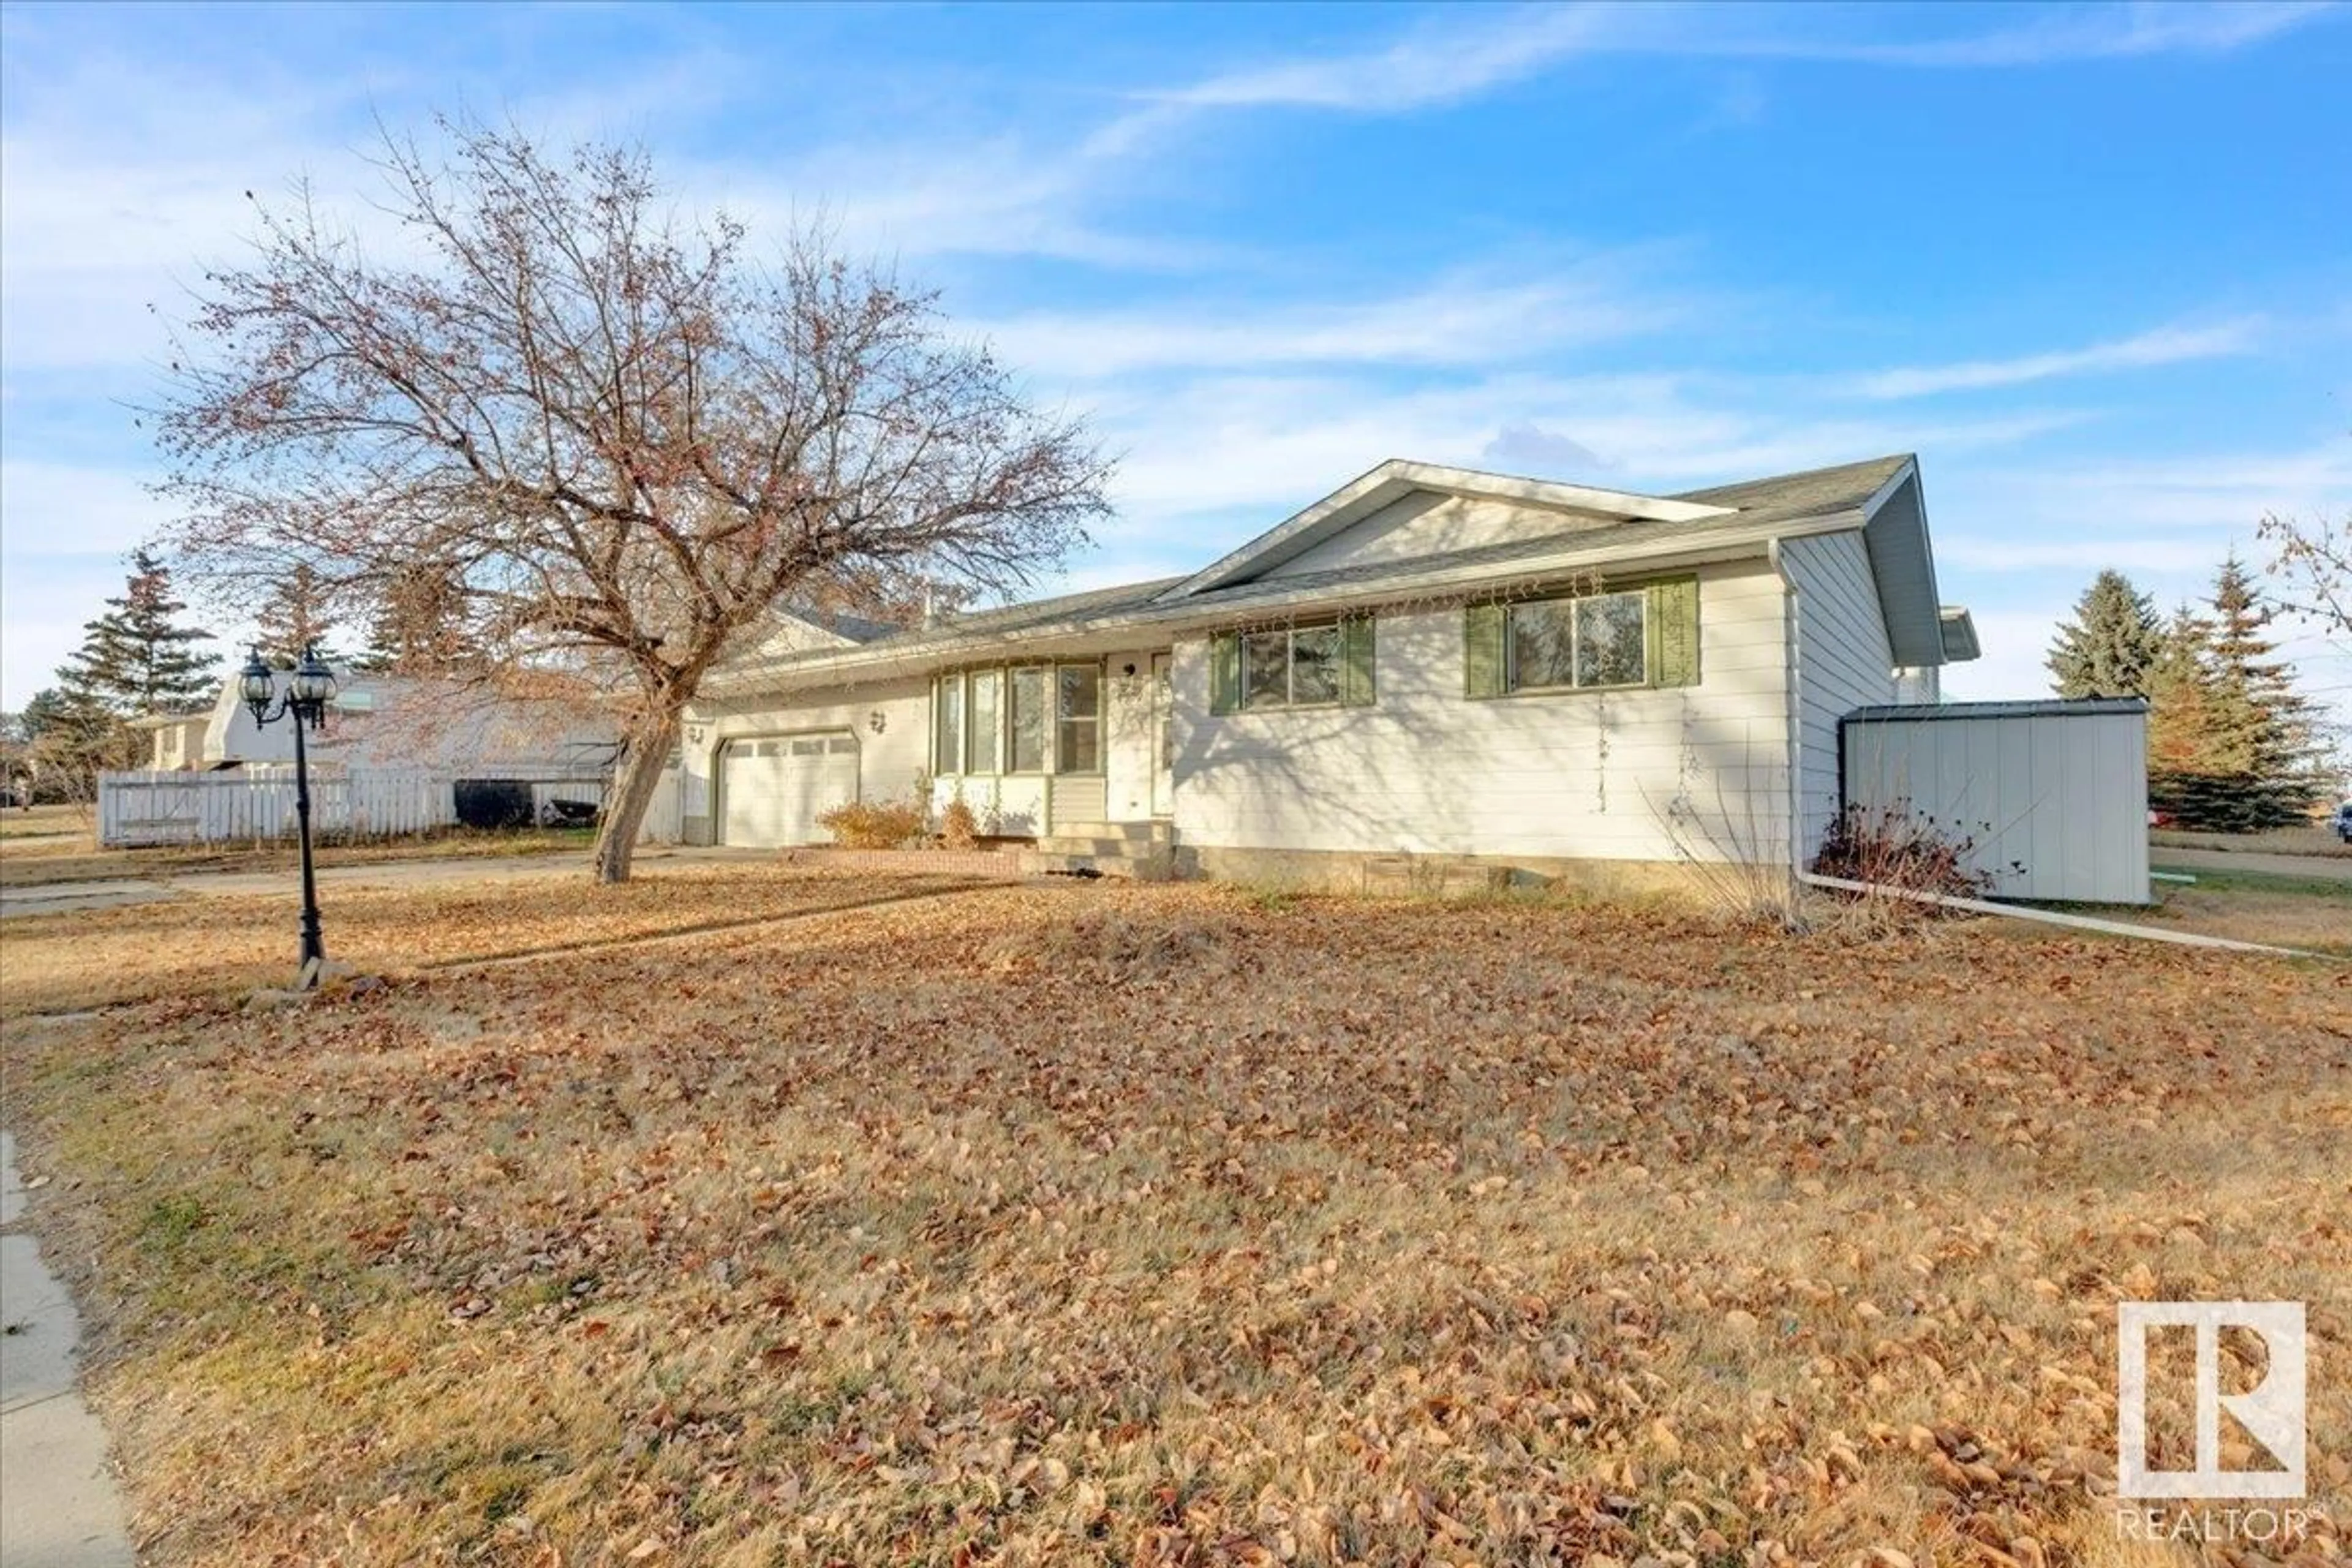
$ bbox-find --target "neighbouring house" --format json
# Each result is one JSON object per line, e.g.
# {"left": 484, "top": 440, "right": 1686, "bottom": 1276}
{"left": 108, "top": 666, "right": 627, "bottom": 847}
{"left": 672, "top": 453, "right": 2022, "bottom": 893}
{"left": 132, "top": 665, "right": 620, "bottom": 778}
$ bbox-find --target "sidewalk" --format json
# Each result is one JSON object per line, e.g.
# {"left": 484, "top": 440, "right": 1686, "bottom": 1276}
{"left": 1, "top": 1131, "right": 135, "bottom": 1567}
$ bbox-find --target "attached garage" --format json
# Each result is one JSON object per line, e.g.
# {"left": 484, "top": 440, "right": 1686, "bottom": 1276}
{"left": 720, "top": 731, "right": 860, "bottom": 846}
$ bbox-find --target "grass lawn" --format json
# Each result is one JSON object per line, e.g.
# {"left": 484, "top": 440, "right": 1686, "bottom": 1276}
{"left": 2, "top": 875, "right": 2346, "bottom": 1566}
{"left": 2135, "top": 864, "right": 2352, "bottom": 957}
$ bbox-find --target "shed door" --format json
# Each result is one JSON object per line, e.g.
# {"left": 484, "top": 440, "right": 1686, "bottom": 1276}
{"left": 721, "top": 733, "right": 858, "bottom": 846}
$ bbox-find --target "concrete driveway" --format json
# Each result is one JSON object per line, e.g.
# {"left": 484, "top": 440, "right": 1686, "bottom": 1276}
{"left": 0, "top": 845, "right": 776, "bottom": 920}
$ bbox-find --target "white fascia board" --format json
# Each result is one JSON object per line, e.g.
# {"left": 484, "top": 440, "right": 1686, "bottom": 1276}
{"left": 701, "top": 513, "right": 1855, "bottom": 699}
{"left": 1939, "top": 606, "right": 1982, "bottom": 663}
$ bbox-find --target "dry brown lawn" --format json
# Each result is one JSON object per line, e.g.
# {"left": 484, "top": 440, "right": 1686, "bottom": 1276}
{"left": 0, "top": 807, "right": 597, "bottom": 889}
{"left": 2, "top": 876, "right": 2346, "bottom": 1567}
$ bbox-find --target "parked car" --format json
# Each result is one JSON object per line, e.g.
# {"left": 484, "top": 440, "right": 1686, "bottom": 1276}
{"left": 2334, "top": 801, "right": 2352, "bottom": 844}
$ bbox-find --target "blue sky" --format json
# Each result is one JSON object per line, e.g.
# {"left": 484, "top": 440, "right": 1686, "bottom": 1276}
{"left": 3, "top": 1, "right": 2348, "bottom": 717}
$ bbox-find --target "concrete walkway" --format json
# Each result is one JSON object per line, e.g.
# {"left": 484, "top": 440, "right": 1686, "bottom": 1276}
{"left": 1, "top": 1132, "right": 135, "bottom": 1567}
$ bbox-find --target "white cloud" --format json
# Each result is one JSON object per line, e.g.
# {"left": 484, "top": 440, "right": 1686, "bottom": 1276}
{"left": 973, "top": 257, "right": 1691, "bottom": 379}
{"left": 1787, "top": 1, "right": 2332, "bottom": 67}
{"left": 1150, "top": 5, "right": 1610, "bottom": 113}
{"left": 1121, "top": 1, "right": 2334, "bottom": 134}
{"left": 1853, "top": 321, "right": 2262, "bottom": 400}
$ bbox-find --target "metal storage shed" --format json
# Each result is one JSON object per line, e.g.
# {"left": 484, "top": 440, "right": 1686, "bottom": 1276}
{"left": 1838, "top": 699, "right": 2150, "bottom": 904}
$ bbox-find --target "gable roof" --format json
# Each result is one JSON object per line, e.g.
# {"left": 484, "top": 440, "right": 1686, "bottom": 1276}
{"left": 1670, "top": 453, "right": 1914, "bottom": 519}
{"left": 1158, "top": 459, "right": 1739, "bottom": 601}
{"left": 703, "top": 451, "right": 1972, "bottom": 695}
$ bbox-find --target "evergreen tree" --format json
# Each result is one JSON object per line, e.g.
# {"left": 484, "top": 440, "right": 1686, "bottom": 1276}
{"left": 2046, "top": 569, "right": 2162, "bottom": 698}
{"left": 254, "top": 562, "right": 336, "bottom": 668}
{"left": 355, "top": 559, "right": 469, "bottom": 673}
{"left": 2144, "top": 559, "right": 2326, "bottom": 831}
{"left": 2206, "top": 554, "right": 2324, "bottom": 820}
{"left": 58, "top": 548, "right": 220, "bottom": 715}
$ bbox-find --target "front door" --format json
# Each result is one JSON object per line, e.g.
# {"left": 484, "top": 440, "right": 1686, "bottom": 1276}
{"left": 1150, "top": 652, "right": 1174, "bottom": 817}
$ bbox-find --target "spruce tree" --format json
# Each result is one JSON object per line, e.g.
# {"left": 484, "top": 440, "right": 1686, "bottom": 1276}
{"left": 2205, "top": 554, "right": 2323, "bottom": 824}
{"left": 255, "top": 562, "right": 336, "bottom": 668}
{"left": 355, "top": 560, "right": 469, "bottom": 673}
{"left": 2145, "top": 559, "right": 2327, "bottom": 831}
{"left": 58, "top": 548, "right": 220, "bottom": 715}
{"left": 2046, "top": 569, "right": 2162, "bottom": 698}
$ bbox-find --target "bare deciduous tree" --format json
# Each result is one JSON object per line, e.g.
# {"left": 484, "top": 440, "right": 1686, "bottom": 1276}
{"left": 2258, "top": 508, "right": 2351, "bottom": 641}
{"left": 156, "top": 119, "right": 1110, "bottom": 881}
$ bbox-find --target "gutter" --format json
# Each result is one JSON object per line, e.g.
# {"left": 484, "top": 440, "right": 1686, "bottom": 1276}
{"left": 1798, "top": 872, "right": 2335, "bottom": 960}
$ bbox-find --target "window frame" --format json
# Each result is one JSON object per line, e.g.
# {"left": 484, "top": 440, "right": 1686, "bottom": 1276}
{"left": 1504, "top": 588, "right": 1651, "bottom": 695}
{"left": 932, "top": 660, "right": 1105, "bottom": 777}
{"left": 1240, "top": 619, "right": 1348, "bottom": 712}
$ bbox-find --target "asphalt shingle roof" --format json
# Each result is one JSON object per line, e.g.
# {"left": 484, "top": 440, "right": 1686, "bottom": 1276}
{"left": 722, "top": 454, "right": 1914, "bottom": 676}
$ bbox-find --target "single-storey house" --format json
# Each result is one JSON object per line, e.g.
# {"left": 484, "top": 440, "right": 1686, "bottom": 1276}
{"left": 677, "top": 453, "right": 1988, "bottom": 890}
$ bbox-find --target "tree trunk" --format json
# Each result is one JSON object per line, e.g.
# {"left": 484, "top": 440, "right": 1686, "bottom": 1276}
{"left": 592, "top": 702, "right": 684, "bottom": 884}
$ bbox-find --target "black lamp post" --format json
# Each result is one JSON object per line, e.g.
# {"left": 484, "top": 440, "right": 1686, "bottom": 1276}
{"left": 240, "top": 643, "right": 337, "bottom": 987}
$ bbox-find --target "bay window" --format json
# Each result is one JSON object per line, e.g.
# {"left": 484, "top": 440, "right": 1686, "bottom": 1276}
{"left": 933, "top": 662, "right": 1102, "bottom": 775}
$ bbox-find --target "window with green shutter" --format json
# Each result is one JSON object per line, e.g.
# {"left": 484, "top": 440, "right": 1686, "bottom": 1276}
{"left": 1340, "top": 614, "right": 1376, "bottom": 707}
{"left": 1468, "top": 576, "right": 1698, "bottom": 698}
{"left": 1209, "top": 631, "right": 1241, "bottom": 715}
{"left": 1210, "top": 619, "right": 1373, "bottom": 711}
{"left": 1464, "top": 602, "right": 1506, "bottom": 698}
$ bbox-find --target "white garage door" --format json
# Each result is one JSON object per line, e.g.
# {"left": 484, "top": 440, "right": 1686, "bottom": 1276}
{"left": 721, "top": 733, "right": 859, "bottom": 846}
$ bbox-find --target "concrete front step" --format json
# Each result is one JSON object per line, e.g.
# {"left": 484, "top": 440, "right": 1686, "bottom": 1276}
{"left": 1047, "top": 819, "right": 1172, "bottom": 845}
{"left": 1034, "top": 835, "right": 1147, "bottom": 858}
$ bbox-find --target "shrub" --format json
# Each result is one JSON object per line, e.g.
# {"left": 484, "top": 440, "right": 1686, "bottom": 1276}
{"left": 939, "top": 796, "right": 979, "bottom": 851}
{"left": 1812, "top": 802, "right": 1993, "bottom": 899}
{"left": 816, "top": 797, "right": 926, "bottom": 850}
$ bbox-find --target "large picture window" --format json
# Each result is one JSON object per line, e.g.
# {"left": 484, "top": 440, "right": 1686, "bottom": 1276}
{"left": 1507, "top": 590, "right": 1646, "bottom": 692}
{"left": 1464, "top": 577, "right": 1700, "bottom": 698}
{"left": 934, "top": 662, "right": 1101, "bottom": 775}
{"left": 1210, "top": 616, "right": 1376, "bottom": 714}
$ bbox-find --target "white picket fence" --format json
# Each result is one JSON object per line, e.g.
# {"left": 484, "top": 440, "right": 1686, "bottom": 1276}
{"left": 97, "top": 766, "right": 609, "bottom": 848}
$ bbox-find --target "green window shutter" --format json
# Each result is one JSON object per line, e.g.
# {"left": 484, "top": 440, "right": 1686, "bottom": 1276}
{"left": 1341, "top": 614, "right": 1377, "bottom": 707}
{"left": 1209, "top": 631, "right": 1240, "bottom": 716}
{"left": 1464, "top": 602, "right": 1506, "bottom": 699}
{"left": 1649, "top": 576, "right": 1701, "bottom": 687}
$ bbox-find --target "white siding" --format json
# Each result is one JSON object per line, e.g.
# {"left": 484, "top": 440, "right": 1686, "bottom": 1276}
{"left": 685, "top": 678, "right": 930, "bottom": 842}
{"left": 1778, "top": 530, "right": 1898, "bottom": 861}
{"left": 1170, "top": 560, "right": 1793, "bottom": 865}
{"left": 1269, "top": 493, "right": 1621, "bottom": 579}
{"left": 1842, "top": 707, "right": 2149, "bottom": 902}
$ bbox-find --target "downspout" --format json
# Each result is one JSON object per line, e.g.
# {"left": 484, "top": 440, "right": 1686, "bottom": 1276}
{"left": 1768, "top": 540, "right": 1806, "bottom": 892}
